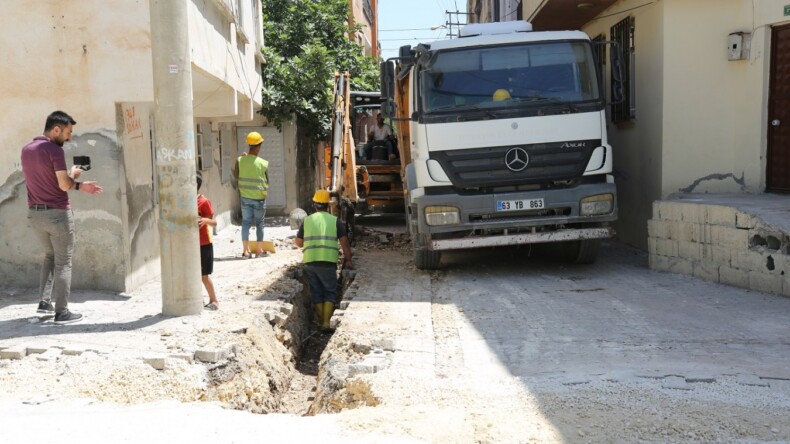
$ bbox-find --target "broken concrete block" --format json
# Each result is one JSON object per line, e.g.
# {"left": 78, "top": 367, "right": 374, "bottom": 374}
{"left": 144, "top": 357, "right": 166, "bottom": 370}
{"left": 168, "top": 353, "right": 194, "bottom": 364}
{"left": 339, "top": 300, "right": 350, "bottom": 310}
{"left": 278, "top": 304, "right": 293, "bottom": 316}
{"left": 195, "top": 344, "right": 236, "bottom": 364}
{"left": 194, "top": 347, "right": 230, "bottom": 363}
{"left": 26, "top": 345, "right": 49, "bottom": 355}
{"left": 36, "top": 348, "right": 62, "bottom": 361}
{"left": 62, "top": 347, "right": 85, "bottom": 356}
{"left": 0, "top": 345, "right": 28, "bottom": 360}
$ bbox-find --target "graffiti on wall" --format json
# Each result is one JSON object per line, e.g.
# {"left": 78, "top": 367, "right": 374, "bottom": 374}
{"left": 123, "top": 105, "right": 144, "bottom": 140}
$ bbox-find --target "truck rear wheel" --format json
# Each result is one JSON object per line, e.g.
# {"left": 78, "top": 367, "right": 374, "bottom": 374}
{"left": 564, "top": 239, "right": 601, "bottom": 264}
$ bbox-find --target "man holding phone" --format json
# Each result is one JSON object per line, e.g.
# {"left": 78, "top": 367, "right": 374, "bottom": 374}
{"left": 21, "top": 111, "right": 103, "bottom": 324}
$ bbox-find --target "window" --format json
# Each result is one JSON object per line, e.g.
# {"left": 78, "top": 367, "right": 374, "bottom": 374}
{"left": 219, "top": 129, "right": 232, "bottom": 183}
{"left": 196, "top": 124, "right": 213, "bottom": 171}
{"left": 611, "top": 16, "right": 635, "bottom": 123}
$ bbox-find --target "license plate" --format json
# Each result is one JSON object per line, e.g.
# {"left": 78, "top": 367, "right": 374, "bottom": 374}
{"left": 496, "top": 198, "right": 545, "bottom": 212}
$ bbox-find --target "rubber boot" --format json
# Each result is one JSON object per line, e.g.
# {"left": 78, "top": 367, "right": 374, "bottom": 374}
{"left": 314, "top": 303, "right": 324, "bottom": 327}
{"left": 321, "top": 301, "right": 334, "bottom": 332}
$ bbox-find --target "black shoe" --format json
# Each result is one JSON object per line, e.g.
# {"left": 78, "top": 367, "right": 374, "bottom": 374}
{"left": 37, "top": 300, "right": 55, "bottom": 313}
{"left": 54, "top": 310, "right": 83, "bottom": 325}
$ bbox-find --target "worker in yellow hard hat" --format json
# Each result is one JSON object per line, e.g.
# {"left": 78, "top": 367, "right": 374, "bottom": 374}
{"left": 232, "top": 131, "right": 269, "bottom": 258}
{"left": 294, "top": 189, "right": 353, "bottom": 332}
{"left": 492, "top": 88, "right": 511, "bottom": 102}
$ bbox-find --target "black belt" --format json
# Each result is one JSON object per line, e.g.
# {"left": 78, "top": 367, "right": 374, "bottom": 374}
{"left": 29, "top": 204, "right": 58, "bottom": 210}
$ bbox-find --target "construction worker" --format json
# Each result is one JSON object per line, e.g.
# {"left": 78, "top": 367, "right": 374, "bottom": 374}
{"left": 232, "top": 131, "right": 269, "bottom": 258}
{"left": 294, "top": 190, "right": 353, "bottom": 332}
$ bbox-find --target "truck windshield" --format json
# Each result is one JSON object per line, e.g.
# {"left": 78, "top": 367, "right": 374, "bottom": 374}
{"left": 420, "top": 41, "right": 600, "bottom": 114}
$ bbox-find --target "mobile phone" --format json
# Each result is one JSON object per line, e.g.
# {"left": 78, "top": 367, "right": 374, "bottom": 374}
{"left": 73, "top": 155, "right": 91, "bottom": 171}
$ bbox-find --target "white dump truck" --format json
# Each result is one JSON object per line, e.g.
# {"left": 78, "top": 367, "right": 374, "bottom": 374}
{"left": 380, "top": 21, "right": 624, "bottom": 269}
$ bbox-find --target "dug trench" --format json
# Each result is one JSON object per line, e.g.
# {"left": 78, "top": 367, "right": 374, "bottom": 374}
{"left": 201, "top": 227, "right": 405, "bottom": 416}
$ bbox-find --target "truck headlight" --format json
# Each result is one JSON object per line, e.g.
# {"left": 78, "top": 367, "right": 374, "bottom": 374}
{"left": 425, "top": 206, "right": 460, "bottom": 226}
{"left": 580, "top": 194, "right": 613, "bottom": 216}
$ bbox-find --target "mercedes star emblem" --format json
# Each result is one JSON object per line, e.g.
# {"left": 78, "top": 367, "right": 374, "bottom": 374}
{"left": 505, "top": 147, "right": 529, "bottom": 172}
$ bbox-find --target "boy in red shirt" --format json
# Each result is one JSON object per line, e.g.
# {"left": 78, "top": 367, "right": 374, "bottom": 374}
{"left": 196, "top": 172, "right": 219, "bottom": 310}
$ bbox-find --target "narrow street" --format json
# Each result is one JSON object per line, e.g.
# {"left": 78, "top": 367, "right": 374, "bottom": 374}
{"left": 1, "top": 215, "right": 788, "bottom": 443}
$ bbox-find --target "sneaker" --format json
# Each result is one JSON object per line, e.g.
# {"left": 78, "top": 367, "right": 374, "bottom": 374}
{"left": 36, "top": 300, "right": 54, "bottom": 313}
{"left": 54, "top": 309, "right": 83, "bottom": 325}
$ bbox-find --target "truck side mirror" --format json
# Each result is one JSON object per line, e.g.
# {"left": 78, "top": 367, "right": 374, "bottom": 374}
{"left": 610, "top": 42, "right": 625, "bottom": 103}
{"left": 380, "top": 61, "right": 396, "bottom": 100}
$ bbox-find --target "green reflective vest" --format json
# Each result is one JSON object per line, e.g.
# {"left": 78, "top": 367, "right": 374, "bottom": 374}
{"left": 303, "top": 212, "right": 339, "bottom": 263}
{"left": 237, "top": 155, "right": 269, "bottom": 200}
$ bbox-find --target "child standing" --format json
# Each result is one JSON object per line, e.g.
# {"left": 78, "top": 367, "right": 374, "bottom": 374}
{"left": 196, "top": 172, "right": 219, "bottom": 310}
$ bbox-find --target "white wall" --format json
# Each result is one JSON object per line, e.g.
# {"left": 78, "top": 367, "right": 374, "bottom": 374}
{"left": 0, "top": 0, "right": 266, "bottom": 291}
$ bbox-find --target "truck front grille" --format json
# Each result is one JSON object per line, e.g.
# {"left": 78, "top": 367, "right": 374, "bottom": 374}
{"left": 430, "top": 139, "right": 600, "bottom": 189}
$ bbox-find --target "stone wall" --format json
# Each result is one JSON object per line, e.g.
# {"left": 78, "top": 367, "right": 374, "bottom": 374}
{"left": 648, "top": 200, "right": 789, "bottom": 297}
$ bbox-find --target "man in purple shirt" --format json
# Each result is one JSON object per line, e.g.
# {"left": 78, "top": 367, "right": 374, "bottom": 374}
{"left": 21, "top": 111, "right": 103, "bottom": 324}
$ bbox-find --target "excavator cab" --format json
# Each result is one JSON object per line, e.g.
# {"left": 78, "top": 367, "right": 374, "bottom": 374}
{"left": 350, "top": 91, "right": 403, "bottom": 214}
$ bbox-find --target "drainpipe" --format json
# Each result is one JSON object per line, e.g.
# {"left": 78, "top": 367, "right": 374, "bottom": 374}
{"left": 149, "top": 0, "right": 203, "bottom": 316}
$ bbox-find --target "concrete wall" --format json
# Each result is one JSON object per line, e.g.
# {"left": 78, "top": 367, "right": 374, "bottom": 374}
{"left": 0, "top": 1, "right": 153, "bottom": 291}
{"left": 580, "top": 0, "right": 666, "bottom": 250}
{"left": 0, "top": 0, "right": 266, "bottom": 292}
{"left": 649, "top": 199, "right": 789, "bottom": 297}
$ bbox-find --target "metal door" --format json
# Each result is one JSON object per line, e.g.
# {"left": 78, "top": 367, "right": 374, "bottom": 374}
{"left": 236, "top": 127, "right": 287, "bottom": 209}
{"left": 767, "top": 24, "right": 790, "bottom": 193}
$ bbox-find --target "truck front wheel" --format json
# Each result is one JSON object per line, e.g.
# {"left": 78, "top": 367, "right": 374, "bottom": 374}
{"left": 411, "top": 232, "right": 441, "bottom": 270}
{"left": 564, "top": 239, "right": 601, "bottom": 264}
{"left": 414, "top": 248, "right": 441, "bottom": 270}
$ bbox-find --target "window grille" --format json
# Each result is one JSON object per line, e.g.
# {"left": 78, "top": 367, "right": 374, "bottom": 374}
{"left": 611, "top": 16, "right": 635, "bottom": 123}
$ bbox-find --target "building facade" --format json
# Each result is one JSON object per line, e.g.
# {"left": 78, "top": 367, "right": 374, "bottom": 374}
{"left": 0, "top": 0, "right": 300, "bottom": 292}
{"left": 470, "top": 0, "right": 790, "bottom": 250}
{"left": 350, "top": 0, "right": 379, "bottom": 57}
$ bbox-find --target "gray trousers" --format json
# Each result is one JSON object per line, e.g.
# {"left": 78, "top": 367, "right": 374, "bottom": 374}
{"left": 28, "top": 209, "right": 74, "bottom": 314}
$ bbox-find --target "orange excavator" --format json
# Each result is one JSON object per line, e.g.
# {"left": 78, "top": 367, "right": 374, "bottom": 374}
{"left": 319, "top": 73, "right": 404, "bottom": 237}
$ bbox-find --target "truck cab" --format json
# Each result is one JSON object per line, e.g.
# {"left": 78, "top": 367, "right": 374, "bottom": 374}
{"left": 381, "top": 21, "right": 624, "bottom": 269}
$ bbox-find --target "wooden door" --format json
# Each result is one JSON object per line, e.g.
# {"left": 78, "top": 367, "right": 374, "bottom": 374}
{"left": 767, "top": 24, "right": 790, "bottom": 193}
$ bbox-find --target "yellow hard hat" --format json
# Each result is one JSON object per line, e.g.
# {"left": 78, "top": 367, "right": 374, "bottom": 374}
{"left": 493, "top": 89, "right": 511, "bottom": 102}
{"left": 246, "top": 131, "right": 264, "bottom": 146}
{"left": 312, "top": 189, "right": 331, "bottom": 204}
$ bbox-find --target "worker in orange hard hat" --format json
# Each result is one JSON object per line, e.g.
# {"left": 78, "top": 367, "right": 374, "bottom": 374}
{"left": 493, "top": 88, "right": 511, "bottom": 102}
{"left": 294, "top": 189, "right": 353, "bottom": 332}
{"left": 232, "top": 131, "right": 269, "bottom": 258}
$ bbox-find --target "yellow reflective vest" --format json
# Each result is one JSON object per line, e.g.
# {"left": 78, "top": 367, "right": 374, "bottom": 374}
{"left": 237, "top": 155, "right": 269, "bottom": 200}
{"left": 303, "top": 212, "right": 339, "bottom": 263}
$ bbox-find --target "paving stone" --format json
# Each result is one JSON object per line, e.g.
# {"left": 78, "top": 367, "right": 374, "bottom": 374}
{"left": 736, "top": 374, "right": 770, "bottom": 387}
{"left": 661, "top": 376, "right": 692, "bottom": 390}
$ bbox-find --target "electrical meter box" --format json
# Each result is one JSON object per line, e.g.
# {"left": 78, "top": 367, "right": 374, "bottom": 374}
{"left": 728, "top": 32, "right": 751, "bottom": 61}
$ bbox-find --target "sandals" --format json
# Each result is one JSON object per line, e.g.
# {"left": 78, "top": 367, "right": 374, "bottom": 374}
{"left": 204, "top": 303, "right": 218, "bottom": 311}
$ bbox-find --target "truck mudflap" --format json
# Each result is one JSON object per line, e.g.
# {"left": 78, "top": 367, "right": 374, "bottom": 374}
{"left": 429, "top": 227, "right": 613, "bottom": 251}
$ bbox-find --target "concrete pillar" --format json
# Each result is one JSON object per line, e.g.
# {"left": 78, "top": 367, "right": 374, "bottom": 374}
{"left": 150, "top": 0, "right": 202, "bottom": 316}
